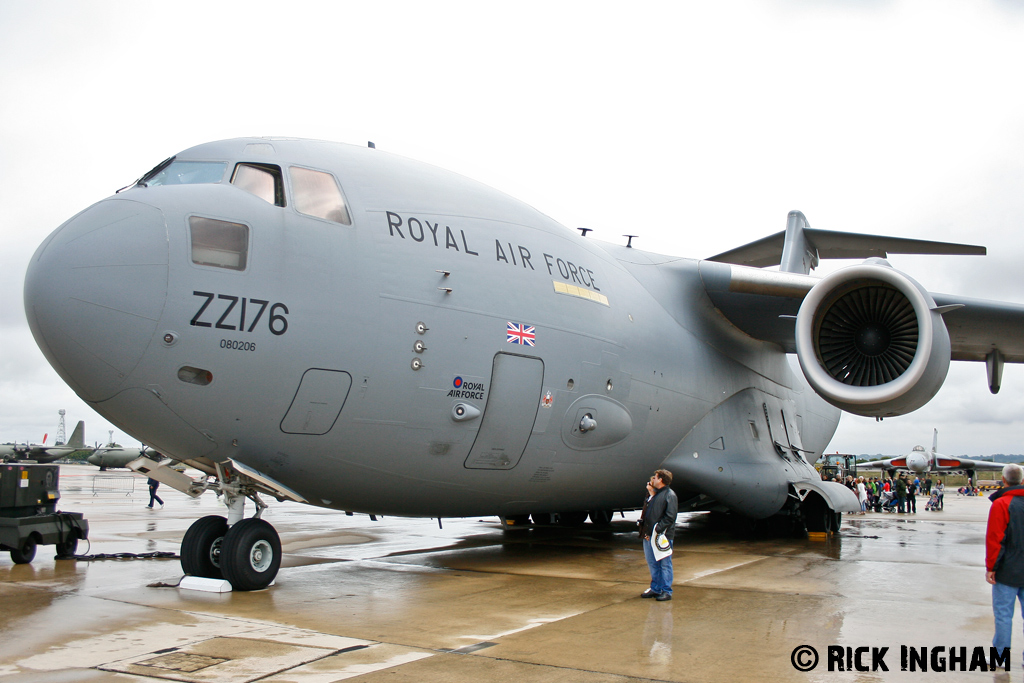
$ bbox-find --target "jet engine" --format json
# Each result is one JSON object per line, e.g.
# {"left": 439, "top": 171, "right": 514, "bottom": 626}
{"left": 794, "top": 262, "right": 951, "bottom": 417}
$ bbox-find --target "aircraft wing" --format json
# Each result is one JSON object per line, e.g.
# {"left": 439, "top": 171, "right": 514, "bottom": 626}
{"left": 858, "top": 456, "right": 1004, "bottom": 473}
{"left": 698, "top": 262, "right": 1024, "bottom": 363}
{"left": 858, "top": 458, "right": 905, "bottom": 470}
{"left": 931, "top": 295, "right": 1024, "bottom": 363}
{"left": 935, "top": 457, "right": 1005, "bottom": 472}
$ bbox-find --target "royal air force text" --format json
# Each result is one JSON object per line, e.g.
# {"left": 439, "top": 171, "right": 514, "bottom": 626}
{"left": 386, "top": 211, "right": 601, "bottom": 293}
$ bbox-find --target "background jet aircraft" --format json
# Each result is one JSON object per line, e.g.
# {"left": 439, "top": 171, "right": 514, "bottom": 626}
{"left": 860, "top": 428, "right": 1005, "bottom": 481}
{"left": 23, "top": 138, "right": 1024, "bottom": 590}
{"left": 0, "top": 421, "right": 88, "bottom": 463}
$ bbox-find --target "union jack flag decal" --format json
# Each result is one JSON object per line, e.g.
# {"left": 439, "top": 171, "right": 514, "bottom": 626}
{"left": 506, "top": 322, "right": 536, "bottom": 346}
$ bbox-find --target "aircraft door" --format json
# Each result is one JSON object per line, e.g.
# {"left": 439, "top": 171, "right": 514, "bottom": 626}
{"left": 464, "top": 353, "right": 544, "bottom": 470}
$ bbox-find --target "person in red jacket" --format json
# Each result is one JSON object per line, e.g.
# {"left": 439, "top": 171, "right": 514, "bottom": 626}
{"left": 986, "top": 463, "right": 1024, "bottom": 660}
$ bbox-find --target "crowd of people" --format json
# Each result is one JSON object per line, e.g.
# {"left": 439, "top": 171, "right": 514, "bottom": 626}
{"left": 809, "top": 463, "right": 1024, "bottom": 662}
{"left": 820, "top": 471, "right": 945, "bottom": 513}
{"left": 635, "top": 462, "right": 1023, "bottom": 661}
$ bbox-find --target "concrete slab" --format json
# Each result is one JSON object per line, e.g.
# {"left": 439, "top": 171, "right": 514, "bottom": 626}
{"left": 260, "top": 643, "right": 434, "bottom": 682}
{"left": 326, "top": 652, "right": 648, "bottom": 682}
{"left": 102, "top": 636, "right": 338, "bottom": 682}
{"left": 0, "top": 465, "right": 1011, "bottom": 682}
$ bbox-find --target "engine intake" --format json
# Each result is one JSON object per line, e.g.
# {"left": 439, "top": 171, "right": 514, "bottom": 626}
{"left": 795, "top": 263, "right": 950, "bottom": 417}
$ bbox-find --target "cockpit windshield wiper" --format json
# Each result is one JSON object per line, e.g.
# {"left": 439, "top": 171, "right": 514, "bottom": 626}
{"left": 124, "top": 156, "right": 176, "bottom": 191}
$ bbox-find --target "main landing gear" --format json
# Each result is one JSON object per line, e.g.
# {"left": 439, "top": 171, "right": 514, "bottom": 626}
{"left": 179, "top": 469, "right": 281, "bottom": 591}
{"left": 503, "top": 509, "right": 615, "bottom": 529}
{"left": 801, "top": 493, "right": 842, "bottom": 534}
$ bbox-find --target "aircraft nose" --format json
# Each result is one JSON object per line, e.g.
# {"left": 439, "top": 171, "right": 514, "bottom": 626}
{"left": 24, "top": 198, "right": 169, "bottom": 402}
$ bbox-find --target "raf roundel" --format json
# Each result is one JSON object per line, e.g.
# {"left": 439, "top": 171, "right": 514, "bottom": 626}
{"left": 453, "top": 376, "right": 463, "bottom": 389}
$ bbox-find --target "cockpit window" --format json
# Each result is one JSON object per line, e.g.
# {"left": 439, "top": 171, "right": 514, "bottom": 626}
{"left": 231, "top": 163, "right": 285, "bottom": 206}
{"left": 289, "top": 166, "right": 351, "bottom": 225}
{"left": 144, "top": 160, "right": 227, "bottom": 187}
{"left": 190, "top": 216, "right": 249, "bottom": 270}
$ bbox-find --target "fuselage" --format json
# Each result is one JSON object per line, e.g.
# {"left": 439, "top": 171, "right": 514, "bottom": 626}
{"left": 25, "top": 138, "right": 840, "bottom": 519}
{"left": 87, "top": 447, "right": 146, "bottom": 469}
{"left": 906, "top": 447, "right": 931, "bottom": 474}
{"left": 0, "top": 443, "right": 73, "bottom": 464}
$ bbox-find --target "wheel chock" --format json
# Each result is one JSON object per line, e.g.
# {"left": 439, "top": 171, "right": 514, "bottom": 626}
{"left": 179, "top": 576, "right": 233, "bottom": 593}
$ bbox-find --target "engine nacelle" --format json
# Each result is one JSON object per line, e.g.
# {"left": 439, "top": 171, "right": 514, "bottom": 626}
{"left": 794, "top": 262, "right": 951, "bottom": 417}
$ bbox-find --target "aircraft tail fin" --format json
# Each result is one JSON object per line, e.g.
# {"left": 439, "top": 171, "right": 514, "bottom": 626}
{"left": 707, "top": 211, "right": 986, "bottom": 275}
{"left": 67, "top": 421, "right": 85, "bottom": 448}
{"left": 932, "top": 428, "right": 938, "bottom": 455}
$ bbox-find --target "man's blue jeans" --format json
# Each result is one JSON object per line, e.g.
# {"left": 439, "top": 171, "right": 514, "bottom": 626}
{"left": 643, "top": 537, "right": 674, "bottom": 595}
{"left": 993, "top": 581, "right": 1024, "bottom": 656}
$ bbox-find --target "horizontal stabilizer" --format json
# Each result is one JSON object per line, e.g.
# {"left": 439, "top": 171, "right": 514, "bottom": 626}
{"left": 709, "top": 218, "right": 985, "bottom": 272}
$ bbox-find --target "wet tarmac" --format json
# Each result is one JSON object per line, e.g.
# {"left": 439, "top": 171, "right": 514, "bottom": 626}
{"left": 0, "top": 465, "right": 1014, "bottom": 682}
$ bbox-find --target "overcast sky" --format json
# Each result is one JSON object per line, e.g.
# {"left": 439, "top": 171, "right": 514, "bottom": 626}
{"left": 2, "top": 1, "right": 1024, "bottom": 456}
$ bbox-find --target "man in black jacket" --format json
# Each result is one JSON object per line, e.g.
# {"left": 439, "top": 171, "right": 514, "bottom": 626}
{"left": 639, "top": 469, "right": 678, "bottom": 601}
{"left": 895, "top": 475, "right": 908, "bottom": 513}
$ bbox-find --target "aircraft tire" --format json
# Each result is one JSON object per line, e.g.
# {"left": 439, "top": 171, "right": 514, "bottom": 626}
{"left": 557, "top": 511, "right": 588, "bottom": 527}
{"left": 11, "top": 536, "right": 37, "bottom": 564}
{"left": 588, "top": 510, "right": 613, "bottom": 526}
{"left": 802, "top": 494, "right": 832, "bottom": 533}
{"left": 530, "top": 512, "right": 556, "bottom": 525}
{"left": 181, "top": 515, "right": 228, "bottom": 579}
{"left": 220, "top": 518, "right": 281, "bottom": 591}
{"left": 502, "top": 514, "right": 531, "bottom": 530}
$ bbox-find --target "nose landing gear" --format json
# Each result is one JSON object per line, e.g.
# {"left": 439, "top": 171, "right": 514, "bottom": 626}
{"left": 220, "top": 518, "right": 281, "bottom": 590}
{"left": 180, "top": 515, "right": 228, "bottom": 579}
{"left": 178, "top": 465, "right": 282, "bottom": 591}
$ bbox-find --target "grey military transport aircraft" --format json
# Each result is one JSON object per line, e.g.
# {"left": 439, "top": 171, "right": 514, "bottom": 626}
{"left": 87, "top": 444, "right": 156, "bottom": 470}
{"left": 860, "top": 428, "right": 1005, "bottom": 481}
{"left": 23, "top": 138, "right": 1024, "bottom": 590}
{"left": 0, "top": 420, "right": 88, "bottom": 463}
